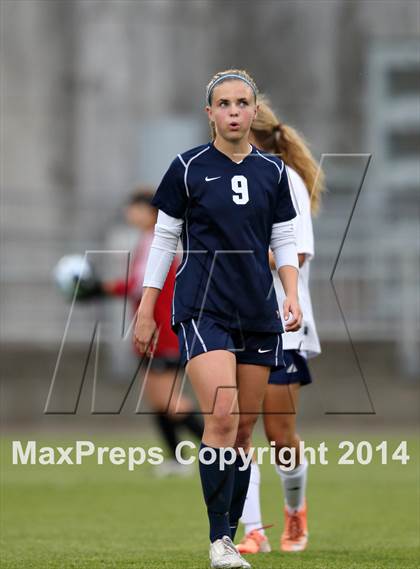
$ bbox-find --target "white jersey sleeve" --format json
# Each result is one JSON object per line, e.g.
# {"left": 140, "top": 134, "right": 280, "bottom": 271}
{"left": 287, "top": 167, "right": 314, "bottom": 260}
{"left": 143, "top": 211, "right": 183, "bottom": 289}
{"left": 270, "top": 220, "right": 299, "bottom": 269}
{"left": 274, "top": 166, "right": 321, "bottom": 358}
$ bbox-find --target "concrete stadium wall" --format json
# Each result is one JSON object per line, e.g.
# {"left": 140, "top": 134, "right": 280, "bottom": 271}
{"left": 1, "top": 0, "right": 419, "bottom": 346}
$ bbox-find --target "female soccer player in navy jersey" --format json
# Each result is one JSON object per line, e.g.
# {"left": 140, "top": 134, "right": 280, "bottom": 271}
{"left": 235, "top": 97, "right": 324, "bottom": 556}
{"left": 134, "top": 69, "right": 302, "bottom": 569}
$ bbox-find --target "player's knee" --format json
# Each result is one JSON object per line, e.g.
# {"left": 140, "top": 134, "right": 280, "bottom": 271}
{"left": 207, "top": 411, "right": 238, "bottom": 439}
{"left": 265, "top": 424, "right": 296, "bottom": 451}
{"left": 235, "top": 432, "right": 251, "bottom": 450}
{"left": 234, "top": 419, "right": 256, "bottom": 450}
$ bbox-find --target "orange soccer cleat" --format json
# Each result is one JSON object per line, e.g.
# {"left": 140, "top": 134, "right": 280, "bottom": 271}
{"left": 236, "top": 529, "right": 272, "bottom": 554}
{"left": 281, "top": 501, "right": 308, "bottom": 552}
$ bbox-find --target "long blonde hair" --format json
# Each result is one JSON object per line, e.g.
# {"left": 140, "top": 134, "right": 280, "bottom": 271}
{"left": 251, "top": 95, "right": 325, "bottom": 215}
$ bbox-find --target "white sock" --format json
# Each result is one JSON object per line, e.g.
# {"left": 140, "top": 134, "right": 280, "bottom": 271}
{"left": 275, "top": 457, "right": 308, "bottom": 512}
{"left": 240, "top": 462, "right": 265, "bottom": 535}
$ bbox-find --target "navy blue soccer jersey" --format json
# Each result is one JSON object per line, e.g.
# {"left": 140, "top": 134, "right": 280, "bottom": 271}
{"left": 151, "top": 142, "right": 296, "bottom": 333}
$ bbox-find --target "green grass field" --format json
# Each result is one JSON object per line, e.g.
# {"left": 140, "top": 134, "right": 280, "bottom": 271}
{"left": 1, "top": 435, "right": 419, "bottom": 568}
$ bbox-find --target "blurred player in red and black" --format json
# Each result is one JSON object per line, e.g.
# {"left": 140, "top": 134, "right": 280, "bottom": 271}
{"left": 103, "top": 189, "right": 203, "bottom": 475}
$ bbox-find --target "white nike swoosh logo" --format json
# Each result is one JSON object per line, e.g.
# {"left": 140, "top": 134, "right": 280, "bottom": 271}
{"left": 258, "top": 348, "right": 272, "bottom": 354}
{"left": 205, "top": 176, "right": 221, "bottom": 182}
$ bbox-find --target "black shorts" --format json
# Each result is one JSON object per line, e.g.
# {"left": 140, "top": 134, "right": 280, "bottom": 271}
{"left": 177, "top": 315, "right": 285, "bottom": 369}
{"left": 268, "top": 349, "right": 312, "bottom": 386}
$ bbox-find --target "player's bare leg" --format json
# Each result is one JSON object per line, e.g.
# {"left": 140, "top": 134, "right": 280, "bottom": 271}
{"left": 187, "top": 350, "right": 238, "bottom": 447}
{"left": 145, "top": 369, "right": 194, "bottom": 415}
{"left": 263, "top": 384, "right": 301, "bottom": 460}
{"left": 235, "top": 364, "right": 271, "bottom": 452}
{"left": 263, "top": 384, "right": 308, "bottom": 552}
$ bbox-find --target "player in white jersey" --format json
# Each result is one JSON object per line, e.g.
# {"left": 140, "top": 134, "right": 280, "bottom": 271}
{"left": 235, "top": 96, "right": 325, "bottom": 555}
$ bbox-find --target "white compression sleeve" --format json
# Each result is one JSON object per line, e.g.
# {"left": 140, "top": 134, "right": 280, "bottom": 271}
{"left": 142, "top": 210, "right": 183, "bottom": 289}
{"left": 270, "top": 220, "right": 299, "bottom": 270}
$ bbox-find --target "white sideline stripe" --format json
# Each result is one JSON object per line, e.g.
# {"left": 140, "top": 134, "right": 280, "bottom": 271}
{"left": 174, "top": 146, "right": 210, "bottom": 307}
{"left": 275, "top": 334, "right": 280, "bottom": 367}
{"left": 191, "top": 319, "right": 208, "bottom": 352}
{"left": 177, "top": 154, "right": 187, "bottom": 167}
{"left": 256, "top": 149, "right": 284, "bottom": 183}
{"left": 183, "top": 146, "right": 210, "bottom": 197}
{"left": 171, "top": 280, "right": 177, "bottom": 326}
{"left": 180, "top": 322, "right": 190, "bottom": 360}
{"left": 175, "top": 216, "right": 189, "bottom": 278}
{"left": 257, "top": 151, "right": 300, "bottom": 217}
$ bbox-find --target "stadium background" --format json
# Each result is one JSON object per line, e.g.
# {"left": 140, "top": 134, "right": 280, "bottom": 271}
{"left": 1, "top": 1, "right": 419, "bottom": 568}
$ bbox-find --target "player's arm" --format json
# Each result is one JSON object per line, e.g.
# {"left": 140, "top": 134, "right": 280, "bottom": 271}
{"left": 135, "top": 287, "right": 161, "bottom": 355}
{"left": 134, "top": 211, "right": 183, "bottom": 354}
{"left": 134, "top": 155, "right": 188, "bottom": 354}
{"left": 270, "top": 220, "right": 302, "bottom": 332}
{"left": 270, "top": 163, "right": 306, "bottom": 331}
{"left": 269, "top": 250, "right": 306, "bottom": 269}
{"left": 278, "top": 264, "right": 301, "bottom": 332}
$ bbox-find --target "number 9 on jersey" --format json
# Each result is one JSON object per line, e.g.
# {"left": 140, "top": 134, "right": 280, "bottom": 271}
{"left": 231, "top": 175, "right": 249, "bottom": 205}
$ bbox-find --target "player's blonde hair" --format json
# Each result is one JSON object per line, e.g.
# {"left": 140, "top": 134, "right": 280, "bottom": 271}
{"left": 251, "top": 95, "right": 325, "bottom": 215}
{"left": 206, "top": 69, "right": 258, "bottom": 106}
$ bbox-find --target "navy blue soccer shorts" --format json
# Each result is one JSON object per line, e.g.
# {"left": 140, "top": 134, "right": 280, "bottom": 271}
{"left": 176, "top": 315, "right": 285, "bottom": 370}
{"left": 268, "top": 349, "right": 312, "bottom": 386}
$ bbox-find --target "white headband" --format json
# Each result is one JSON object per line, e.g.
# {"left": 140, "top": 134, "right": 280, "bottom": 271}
{"left": 206, "top": 74, "right": 257, "bottom": 105}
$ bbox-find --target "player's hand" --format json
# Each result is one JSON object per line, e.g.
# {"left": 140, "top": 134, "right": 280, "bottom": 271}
{"left": 283, "top": 296, "right": 302, "bottom": 332}
{"left": 134, "top": 312, "right": 158, "bottom": 356}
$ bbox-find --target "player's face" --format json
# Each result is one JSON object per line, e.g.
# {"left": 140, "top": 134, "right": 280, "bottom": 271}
{"left": 206, "top": 80, "right": 257, "bottom": 143}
